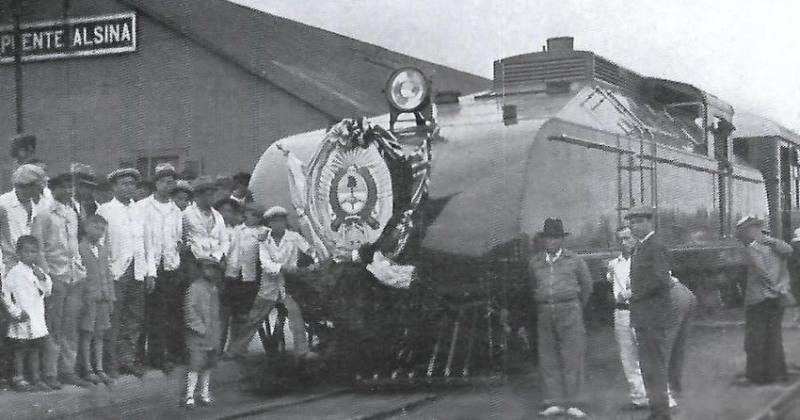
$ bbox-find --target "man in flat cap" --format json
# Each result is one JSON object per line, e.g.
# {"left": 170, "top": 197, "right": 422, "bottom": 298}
{"left": 171, "top": 180, "right": 193, "bottom": 212}
{"left": 70, "top": 163, "right": 99, "bottom": 239}
{"left": 228, "top": 206, "right": 317, "bottom": 360}
{"left": 182, "top": 176, "right": 229, "bottom": 267}
{"left": 96, "top": 168, "right": 148, "bottom": 378}
{"left": 230, "top": 172, "right": 252, "bottom": 205}
{"left": 0, "top": 164, "right": 47, "bottom": 271}
{"left": 213, "top": 175, "right": 235, "bottom": 204}
{"left": 511, "top": 218, "right": 592, "bottom": 418}
{"left": 625, "top": 206, "right": 696, "bottom": 420}
{"left": 736, "top": 216, "right": 794, "bottom": 385}
{"left": 136, "top": 163, "right": 184, "bottom": 372}
{"left": 30, "top": 173, "right": 91, "bottom": 388}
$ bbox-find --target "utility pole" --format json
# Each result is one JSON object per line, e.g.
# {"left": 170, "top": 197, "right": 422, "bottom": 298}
{"left": 12, "top": 0, "right": 24, "bottom": 134}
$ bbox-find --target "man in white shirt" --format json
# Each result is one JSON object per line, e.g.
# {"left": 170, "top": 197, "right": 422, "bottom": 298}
{"left": 0, "top": 164, "right": 47, "bottom": 272}
{"left": 96, "top": 168, "right": 147, "bottom": 378}
{"left": 228, "top": 206, "right": 315, "bottom": 359}
{"left": 607, "top": 226, "right": 649, "bottom": 409}
{"left": 137, "top": 163, "right": 183, "bottom": 372}
{"left": 31, "top": 174, "right": 90, "bottom": 387}
{"left": 182, "top": 177, "right": 229, "bottom": 265}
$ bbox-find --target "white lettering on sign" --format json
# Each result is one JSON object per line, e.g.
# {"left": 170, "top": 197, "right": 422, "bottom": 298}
{"left": 71, "top": 22, "right": 132, "bottom": 47}
{"left": 0, "top": 12, "right": 136, "bottom": 63}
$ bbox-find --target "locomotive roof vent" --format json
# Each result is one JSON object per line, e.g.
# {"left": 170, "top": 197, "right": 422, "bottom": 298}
{"left": 546, "top": 36, "right": 574, "bottom": 52}
{"left": 492, "top": 36, "right": 643, "bottom": 94}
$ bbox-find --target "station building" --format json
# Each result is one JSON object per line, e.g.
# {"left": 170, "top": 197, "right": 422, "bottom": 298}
{"left": 0, "top": 0, "right": 488, "bottom": 184}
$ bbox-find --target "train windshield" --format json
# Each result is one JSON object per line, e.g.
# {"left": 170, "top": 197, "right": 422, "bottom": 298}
{"left": 571, "top": 86, "right": 704, "bottom": 152}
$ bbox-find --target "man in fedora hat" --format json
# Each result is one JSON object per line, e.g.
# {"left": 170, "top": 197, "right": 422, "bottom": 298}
{"left": 736, "top": 215, "right": 794, "bottom": 385}
{"left": 514, "top": 218, "right": 592, "bottom": 418}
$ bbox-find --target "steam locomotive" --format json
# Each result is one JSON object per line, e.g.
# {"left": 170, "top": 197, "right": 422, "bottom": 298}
{"left": 249, "top": 37, "right": 799, "bottom": 383}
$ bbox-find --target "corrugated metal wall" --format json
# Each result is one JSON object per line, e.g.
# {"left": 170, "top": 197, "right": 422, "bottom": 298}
{"left": 0, "top": 0, "right": 333, "bottom": 187}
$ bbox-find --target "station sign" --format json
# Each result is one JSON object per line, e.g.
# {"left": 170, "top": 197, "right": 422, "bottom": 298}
{"left": 0, "top": 12, "right": 136, "bottom": 64}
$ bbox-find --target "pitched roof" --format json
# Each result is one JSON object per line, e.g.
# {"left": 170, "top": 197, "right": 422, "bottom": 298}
{"left": 120, "top": 0, "right": 490, "bottom": 119}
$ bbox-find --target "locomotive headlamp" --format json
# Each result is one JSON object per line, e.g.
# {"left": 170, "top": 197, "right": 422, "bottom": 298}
{"left": 386, "top": 67, "right": 430, "bottom": 112}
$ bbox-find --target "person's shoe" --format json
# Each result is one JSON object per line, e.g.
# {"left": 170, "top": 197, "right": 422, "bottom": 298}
{"left": 43, "top": 376, "right": 61, "bottom": 390}
{"left": 83, "top": 372, "right": 102, "bottom": 385}
{"left": 31, "top": 381, "right": 51, "bottom": 392}
{"left": 12, "top": 378, "right": 33, "bottom": 392}
{"left": 198, "top": 396, "right": 214, "bottom": 407}
{"left": 184, "top": 397, "right": 196, "bottom": 410}
{"left": 538, "top": 406, "right": 564, "bottom": 417}
{"left": 95, "top": 371, "right": 114, "bottom": 385}
{"left": 60, "top": 373, "right": 92, "bottom": 387}
{"left": 565, "top": 407, "right": 589, "bottom": 418}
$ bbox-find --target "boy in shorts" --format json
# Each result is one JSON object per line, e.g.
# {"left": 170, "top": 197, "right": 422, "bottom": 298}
{"left": 77, "top": 215, "right": 115, "bottom": 385}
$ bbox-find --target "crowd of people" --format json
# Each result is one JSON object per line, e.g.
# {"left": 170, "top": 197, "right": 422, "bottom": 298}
{"left": 513, "top": 208, "right": 799, "bottom": 420}
{"left": 0, "top": 133, "right": 320, "bottom": 409}
{"left": 2, "top": 133, "right": 799, "bottom": 418}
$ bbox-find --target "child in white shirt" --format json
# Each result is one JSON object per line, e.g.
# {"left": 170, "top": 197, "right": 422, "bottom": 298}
{"left": 223, "top": 205, "right": 268, "bottom": 352}
{"left": 2, "top": 235, "right": 56, "bottom": 392}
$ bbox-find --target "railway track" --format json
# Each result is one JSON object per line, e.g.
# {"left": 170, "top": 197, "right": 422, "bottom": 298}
{"left": 213, "top": 388, "right": 442, "bottom": 420}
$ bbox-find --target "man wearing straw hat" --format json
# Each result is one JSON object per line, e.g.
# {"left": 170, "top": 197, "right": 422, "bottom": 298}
{"left": 96, "top": 167, "right": 147, "bottom": 378}
{"left": 137, "top": 163, "right": 184, "bottom": 372}
{"left": 736, "top": 215, "right": 794, "bottom": 385}
{"left": 0, "top": 164, "right": 48, "bottom": 272}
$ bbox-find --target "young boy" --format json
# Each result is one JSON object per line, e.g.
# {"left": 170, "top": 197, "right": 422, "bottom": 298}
{"left": 228, "top": 206, "right": 315, "bottom": 360}
{"left": 78, "top": 215, "right": 115, "bottom": 385}
{"left": 223, "top": 204, "right": 268, "bottom": 352}
{"left": 184, "top": 257, "right": 223, "bottom": 409}
{"left": 2, "top": 236, "right": 56, "bottom": 392}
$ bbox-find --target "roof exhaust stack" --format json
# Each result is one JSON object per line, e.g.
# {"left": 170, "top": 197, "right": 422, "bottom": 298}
{"left": 546, "top": 36, "right": 574, "bottom": 52}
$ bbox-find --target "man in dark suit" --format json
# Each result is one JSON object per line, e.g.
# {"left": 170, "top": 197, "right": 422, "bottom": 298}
{"left": 626, "top": 206, "right": 694, "bottom": 420}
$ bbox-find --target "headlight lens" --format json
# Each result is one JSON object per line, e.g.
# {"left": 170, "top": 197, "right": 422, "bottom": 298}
{"left": 386, "top": 67, "right": 429, "bottom": 112}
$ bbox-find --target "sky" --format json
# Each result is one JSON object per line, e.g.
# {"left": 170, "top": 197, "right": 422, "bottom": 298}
{"left": 229, "top": 0, "right": 800, "bottom": 131}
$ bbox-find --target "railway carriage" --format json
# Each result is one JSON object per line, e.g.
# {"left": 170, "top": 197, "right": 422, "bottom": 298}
{"left": 249, "top": 37, "right": 795, "bottom": 383}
